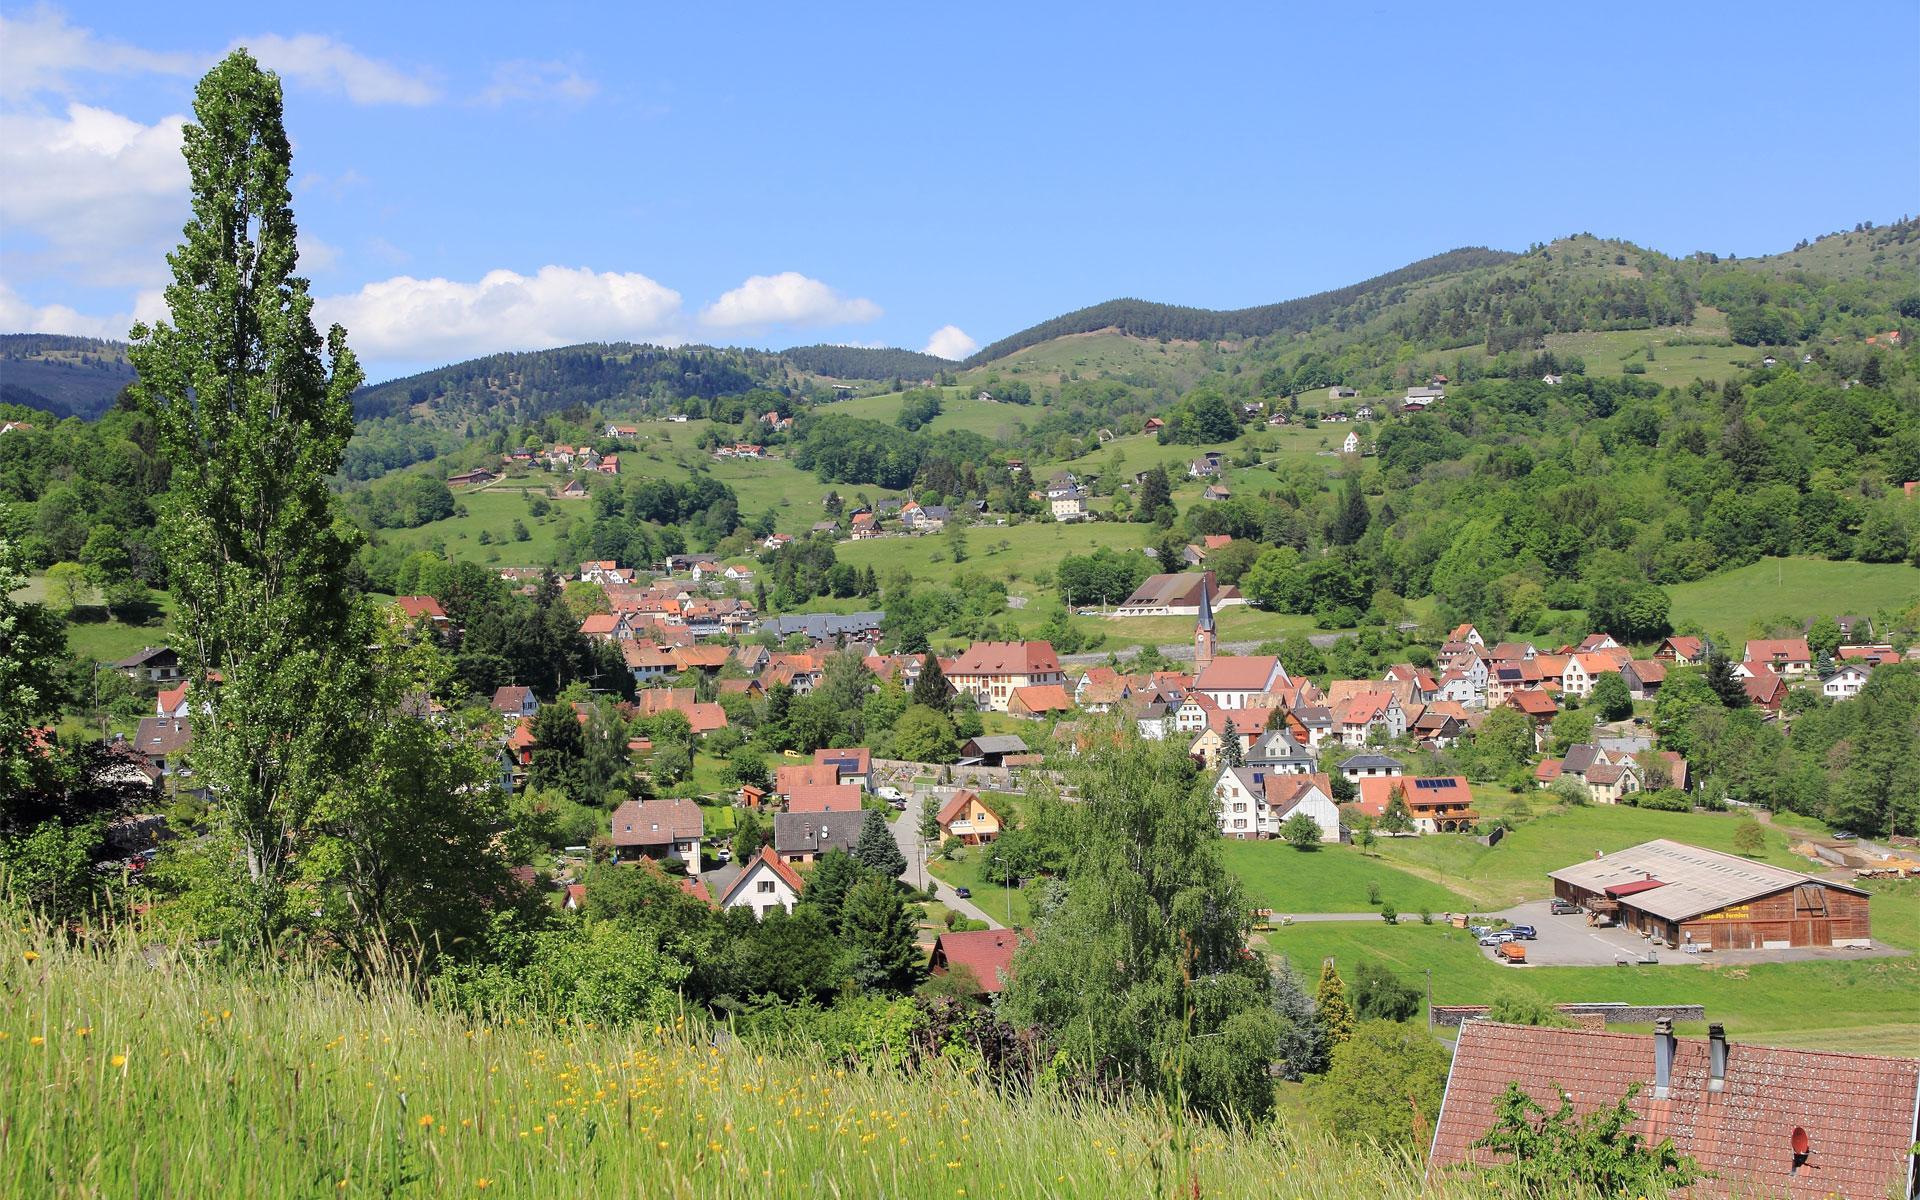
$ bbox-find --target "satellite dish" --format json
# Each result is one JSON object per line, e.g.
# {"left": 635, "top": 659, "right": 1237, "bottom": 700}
{"left": 1790, "top": 1127, "right": 1810, "bottom": 1156}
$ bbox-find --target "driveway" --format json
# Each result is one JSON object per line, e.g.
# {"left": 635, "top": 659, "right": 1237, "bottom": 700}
{"left": 893, "top": 788, "right": 1000, "bottom": 929}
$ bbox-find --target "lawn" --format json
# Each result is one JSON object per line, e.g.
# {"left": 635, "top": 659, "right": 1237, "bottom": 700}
{"left": 1372, "top": 800, "right": 1813, "bottom": 911}
{"left": 1221, "top": 840, "right": 1473, "bottom": 915}
{"left": 811, "top": 388, "right": 1037, "bottom": 442}
{"left": 926, "top": 852, "right": 1033, "bottom": 928}
{"left": 13, "top": 575, "right": 175, "bottom": 665}
{"left": 381, "top": 485, "right": 574, "bottom": 568}
{"left": 1666, "top": 556, "right": 1919, "bottom": 642}
{"left": 1260, "top": 879, "right": 1920, "bottom": 1056}
{"left": 1540, "top": 324, "right": 1758, "bottom": 387}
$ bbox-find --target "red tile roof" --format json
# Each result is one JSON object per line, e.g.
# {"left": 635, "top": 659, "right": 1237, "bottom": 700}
{"left": 784, "top": 785, "right": 863, "bottom": 813}
{"left": 944, "top": 640, "right": 1063, "bottom": 677}
{"left": 1744, "top": 637, "right": 1810, "bottom": 664}
{"left": 394, "top": 595, "right": 446, "bottom": 619}
{"left": 936, "top": 788, "right": 1000, "bottom": 828}
{"left": 929, "top": 928, "right": 1022, "bottom": 993}
{"left": 1428, "top": 1022, "right": 1920, "bottom": 1200}
{"left": 720, "top": 847, "right": 805, "bottom": 905}
{"left": 578, "top": 613, "right": 620, "bottom": 636}
{"left": 608, "top": 798, "right": 703, "bottom": 847}
{"left": 776, "top": 763, "right": 842, "bottom": 794}
{"left": 1194, "top": 655, "right": 1283, "bottom": 692}
{"left": 1505, "top": 689, "right": 1558, "bottom": 717}
{"left": 1010, "top": 683, "right": 1073, "bottom": 713}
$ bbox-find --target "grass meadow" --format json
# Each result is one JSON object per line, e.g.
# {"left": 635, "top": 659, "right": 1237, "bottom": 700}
{"left": 0, "top": 915, "right": 1470, "bottom": 1200}
{"left": 1666, "top": 556, "right": 1920, "bottom": 642}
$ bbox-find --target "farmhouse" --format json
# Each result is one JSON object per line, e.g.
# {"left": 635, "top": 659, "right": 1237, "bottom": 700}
{"left": 1428, "top": 1020, "right": 1920, "bottom": 1200}
{"left": 1211, "top": 768, "right": 1339, "bottom": 842}
{"left": 1351, "top": 776, "right": 1479, "bottom": 833}
{"left": 1547, "top": 839, "right": 1871, "bottom": 949}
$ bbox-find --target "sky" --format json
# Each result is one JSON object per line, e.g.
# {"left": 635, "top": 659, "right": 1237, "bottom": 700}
{"left": 2, "top": 2, "right": 1917, "bottom": 383}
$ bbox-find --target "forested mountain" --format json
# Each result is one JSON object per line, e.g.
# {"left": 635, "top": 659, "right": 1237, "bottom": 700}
{"left": 0, "top": 334, "right": 136, "bottom": 420}
{"left": 960, "top": 247, "right": 1519, "bottom": 365}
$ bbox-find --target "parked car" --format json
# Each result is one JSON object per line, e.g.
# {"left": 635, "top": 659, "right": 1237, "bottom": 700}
{"left": 1468, "top": 925, "right": 1493, "bottom": 938}
{"left": 1478, "top": 931, "right": 1513, "bottom": 946}
{"left": 876, "top": 786, "right": 905, "bottom": 802}
{"left": 954, "top": 886, "right": 972, "bottom": 899}
{"left": 1508, "top": 924, "right": 1537, "bottom": 940}
{"left": 716, "top": 847, "right": 731, "bottom": 864}
{"left": 1548, "top": 899, "right": 1581, "bottom": 915}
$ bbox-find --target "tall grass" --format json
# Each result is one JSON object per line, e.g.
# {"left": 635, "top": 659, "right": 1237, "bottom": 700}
{"left": 0, "top": 913, "right": 1477, "bottom": 1198}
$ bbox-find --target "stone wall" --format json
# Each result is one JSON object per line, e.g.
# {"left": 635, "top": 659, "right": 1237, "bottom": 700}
{"left": 1429, "top": 1002, "right": 1707, "bottom": 1029}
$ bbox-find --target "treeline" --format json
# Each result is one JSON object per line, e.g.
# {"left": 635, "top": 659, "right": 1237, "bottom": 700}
{"left": 0, "top": 403, "right": 169, "bottom": 573}
{"left": 779, "top": 344, "right": 955, "bottom": 378}
{"left": 961, "top": 247, "right": 1517, "bottom": 365}
{"left": 789, "top": 414, "right": 996, "bottom": 491}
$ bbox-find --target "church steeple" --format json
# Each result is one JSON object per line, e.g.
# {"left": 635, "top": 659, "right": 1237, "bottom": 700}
{"left": 1195, "top": 574, "right": 1217, "bottom": 673}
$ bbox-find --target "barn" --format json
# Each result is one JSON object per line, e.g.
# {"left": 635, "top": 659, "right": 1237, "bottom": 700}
{"left": 1548, "top": 839, "right": 1871, "bottom": 950}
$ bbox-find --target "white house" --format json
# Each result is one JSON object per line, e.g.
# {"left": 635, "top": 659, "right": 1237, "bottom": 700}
{"left": 1821, "top": 661, "right": 1872, "bottom": 700}
{"left": 1050, "top": 489, "right": 1088, "bottom": 522}
{"left": 718, "top": 848, "right": 804, "bottom": 918}
{"left": 1342, "top": 431, "right": 1360, "bottom": 455}
{"left": 1212, "top": 767, "right": 1340, "bottom": 842}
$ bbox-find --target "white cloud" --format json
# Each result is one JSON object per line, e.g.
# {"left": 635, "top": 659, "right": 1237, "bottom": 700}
{"left": 476, "top": 60, "right": 599, "bottom": 107}
{"left": 314, "top": 266, "right": 685, "bottom": 362}
{"left": 922, "top": 324, "right": 977, "bottom": 360}
{"left": 0, "top": 9, "right": 440, "bottom": 106}
{"left": 0, "top": 103, "right": 188, "bottom": 286}
{"left": 0, "top": 281, "right": 164, "bottom": 338}
{"left": 239, "top": 33, "right": 440, "bottom": 106}
{"left": 701, "top": 272, "right": 881, "bottom": 330}
{"left": 0, "top": 7, "right": 199, "bottom": 100}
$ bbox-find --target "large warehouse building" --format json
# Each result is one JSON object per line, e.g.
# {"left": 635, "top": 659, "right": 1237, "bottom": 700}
{"left": 1548, "top": 839, "right": 1871, "bottom": 950}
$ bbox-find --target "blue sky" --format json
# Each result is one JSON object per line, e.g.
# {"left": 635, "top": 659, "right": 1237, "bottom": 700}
{"left": 3, "top": 2, "right": 1916, "bottom": 382}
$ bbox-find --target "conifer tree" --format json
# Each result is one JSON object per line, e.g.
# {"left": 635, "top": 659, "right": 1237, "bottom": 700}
{"left": 853, "top": 807, "right": 907, "bottom": 879}
{"left": 1314, "top": 958, "right": 1355, "bottom": 1047}
{"left": 840, "top": 873, "right": 920, "bottom": 993}
{"left": 911, "top": 654, "right": 952, "bottom": 713}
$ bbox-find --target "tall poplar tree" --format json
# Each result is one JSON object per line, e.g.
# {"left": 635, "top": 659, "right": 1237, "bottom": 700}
{"left": 128, "top": 51, "right": 367, "bottom": 940}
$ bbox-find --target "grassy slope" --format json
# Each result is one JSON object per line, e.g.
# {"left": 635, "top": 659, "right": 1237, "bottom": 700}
{"left": 1261, "top": 879, "right": 1920, "bottom": 1056}
{"left": 12, "top": 575, "right": 175, "bottom": 665}
{"left": 1223, "top": 841, "right": 1473, "bottom": 915}
{"left": 3, "top": 919, "right": 1446, "bottom": 1199}
{"left": 1371, "top": 801, "right": 1813, "bottom": 911}
{"left": 1666, "top": 556, "right": 1920, "bottom": 642}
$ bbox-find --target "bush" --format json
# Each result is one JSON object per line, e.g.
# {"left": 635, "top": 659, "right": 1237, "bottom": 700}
{"left": 1379, "top": 903, "right": 1398, "bottom": 925}
{"left": 1366, "top": 881, "right": 1382, "bottom": 906}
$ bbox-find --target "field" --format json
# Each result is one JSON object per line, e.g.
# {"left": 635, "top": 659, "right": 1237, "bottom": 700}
{"left": 1220, "top": 800, "right": 1813, "bottom": 917}
{"left": 809, "top": 388, "right": 1036, "bottom": 442}
{"left": 1369, "top": 800, "right": 1814, "bottom": 911}
{"left": 1261, "top": 879, "right": 1920, "bottom": 1056}
{"left": 2, "top": 917, "right": 1449, "bottom": 1199}
{"left": 380, "top": 486, "right": 576, "bottom": 567}
{"left": 12, "top": 574, "right": 174, "bottom": 665}
{"left": 1666, "top": 556, "right": 1920, "bottom": 642}
{"left": 1221, "top": 841, "right": 1473, "bottom": 915}
{"left": 958, "top": 329, "right": 1234, "bottom": 393}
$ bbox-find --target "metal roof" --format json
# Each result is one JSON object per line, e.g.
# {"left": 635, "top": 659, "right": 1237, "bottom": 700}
{"left": 1549, "top": 839, "right": 1866, "bottom": 921}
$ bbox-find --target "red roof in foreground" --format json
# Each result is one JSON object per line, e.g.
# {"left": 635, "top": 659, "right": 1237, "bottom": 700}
{"left": 1429, "top": 1022, "right": 1920, "bottom": 1200}
{"left": 929, "top": 928, "right": 1022, "bottom": 993}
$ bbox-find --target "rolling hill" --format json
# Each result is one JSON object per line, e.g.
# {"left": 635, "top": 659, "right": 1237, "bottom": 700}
{"left": 0, "top": 334, "right": 136, "bottom": 420}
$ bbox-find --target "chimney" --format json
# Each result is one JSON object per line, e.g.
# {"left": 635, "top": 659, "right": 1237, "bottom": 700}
{"left": 1653, "top": 1017, "right": 1675, "bottom": 1099}
{"left": 1708, "top": 1024, "right": 1727, "bottom": 1092}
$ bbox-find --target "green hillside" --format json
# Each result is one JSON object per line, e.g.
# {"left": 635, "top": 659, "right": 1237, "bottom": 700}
{"left": 0, "top": 334, "right": 135, "bottom": 420}
{"left": 6, "top": 918, "right": 1450, "bottom": 1199}
{"left": 1666, "top": 557, "right": 1920, "bottom": 641}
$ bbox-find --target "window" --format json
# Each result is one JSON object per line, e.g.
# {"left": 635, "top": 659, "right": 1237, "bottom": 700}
{"left": 756, "top": 880, "right": 775, "bottom": 894}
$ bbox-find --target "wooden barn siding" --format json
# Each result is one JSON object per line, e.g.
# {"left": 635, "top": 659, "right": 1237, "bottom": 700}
{"left": 1552, "top": 880, "right": 1871, "bottom": 949}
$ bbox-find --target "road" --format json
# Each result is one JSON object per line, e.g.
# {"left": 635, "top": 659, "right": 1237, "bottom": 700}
{"left": 891, "top": 788, "right": 1001, "bottom": 929}
{"left": 1058, "top": 632, "right": 1350, "bottom": 669}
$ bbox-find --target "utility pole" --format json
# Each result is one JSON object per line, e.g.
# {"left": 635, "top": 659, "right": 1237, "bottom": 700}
{"left": 1426, "top": 967, "right": 1434, "bottom": 1033}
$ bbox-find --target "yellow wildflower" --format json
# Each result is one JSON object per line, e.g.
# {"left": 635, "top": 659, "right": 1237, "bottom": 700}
{"left": 22, "top": 950, "right": 39, "bottom": 962}
{"left": 418, "top": 1115, "right": 434, "bottom": 1129}
{"left": 110, "top": 1053, "right": 128, "bottom": 1068}
{"left": 474, "top": 1180, "right": 493, "bottom": 1190}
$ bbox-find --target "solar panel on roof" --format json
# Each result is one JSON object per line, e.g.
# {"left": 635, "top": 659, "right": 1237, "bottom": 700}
{"left": 1413, "top": 778, "right": 1454, "bottom": 790}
